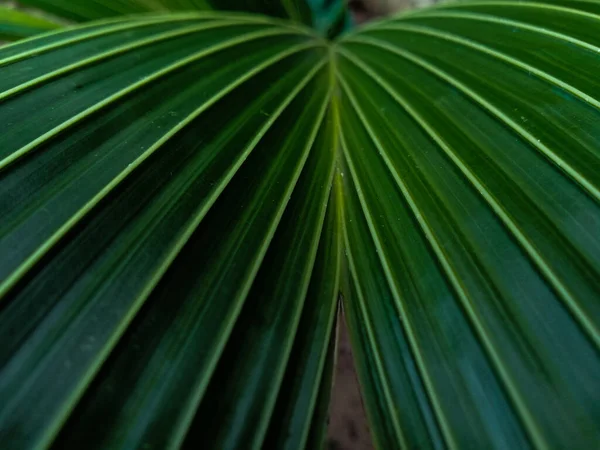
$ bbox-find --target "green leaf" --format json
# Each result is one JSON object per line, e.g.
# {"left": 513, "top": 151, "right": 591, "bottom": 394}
{"left": 16, "top": 0, "right": 211, "bottom": 22}
{"left": 337, "top": 1, "right": 600, "bottom": 448}
{"left": 17, "top": 0, "right": 305, "bottom": 26}
{"left": 16, "top": 0, "right": 351, "bottom": 37}
{"left": 0, "top": 6, "right": 61, "bottom": 41}
{"left": 0, "top": 14, "right": 338, "bottom": 449}
{"left": 303, "top": 315, "right": 339, "bottom": 450}
{"left": 261, "top": 183, "right": 342, "bottom": 450}
{"left": 1, "top": 1, "right": 600, "bottom": 449}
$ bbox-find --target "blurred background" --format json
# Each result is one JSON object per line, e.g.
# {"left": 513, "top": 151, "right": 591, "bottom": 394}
{"left": 349, "top": 0, "right": 439, "bottom": 23}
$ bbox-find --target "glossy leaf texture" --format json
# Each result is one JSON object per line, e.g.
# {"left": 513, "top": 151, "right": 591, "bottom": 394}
{"left": 0, "top": 14, "right": 341, "bottom": 450}
{"left": 1, "top": 1, "right": 600, "bottom": 450}
{"left": 337, "top": 1, "right": 600, "bottom": 448}
{"left": 0, "top": 6, "right": 61, "bottom": 41}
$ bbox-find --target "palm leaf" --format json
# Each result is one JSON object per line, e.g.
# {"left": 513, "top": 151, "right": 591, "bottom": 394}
{"left": 17, "top": 0, "right": 306, "bottom": 25}
{"left": 0, "top": 15, "right": 338, "bottom": 449}
{"left": 0, "top": 6, "right": 61, "bottom": 41}
{"left": 338, "top": 2, "right": 600, "bottom": 447}
{"left": 16, "top": 0, "right": 211, "bottom": 21}
{"left": 16, "top": 0, "right": 348, "bottom": 36}
{"left": 0, "top": 1, "right": 599, "bottom": 449}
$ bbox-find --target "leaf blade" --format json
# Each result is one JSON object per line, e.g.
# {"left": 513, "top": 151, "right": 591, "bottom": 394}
{"left": 0, "top": 16, "right": 337, "bottom": 449}
{"left": 337, "top": 2, "right": 600, "bottom": 448}
{"left": 0, "top": 6, "right": 61, "bottom": 41}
